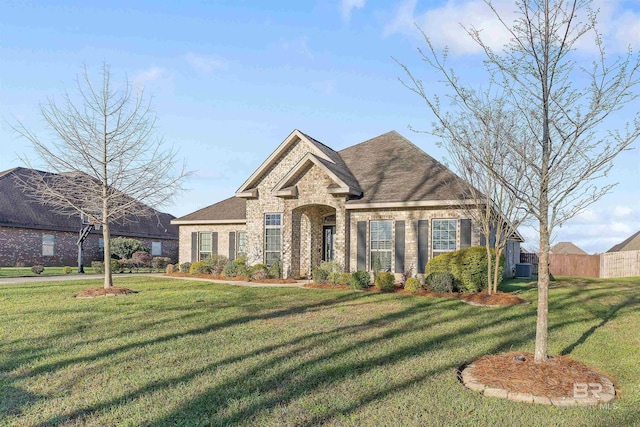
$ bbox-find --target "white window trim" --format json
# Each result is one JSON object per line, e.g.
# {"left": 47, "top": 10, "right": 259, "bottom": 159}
{"left": 199, "top": 232, "right": 212, "bottom": 260}
{"left": 264, "top": 213, "right": 282, "bottom": 266}
{"left": 370, "top": 220, "right": 392, "bottom": 272}
{"left": 237, "top": 231, "right": 248, "bottom": 258}
{"left": 432, "top": 218, "right": 458, "bottom": 258}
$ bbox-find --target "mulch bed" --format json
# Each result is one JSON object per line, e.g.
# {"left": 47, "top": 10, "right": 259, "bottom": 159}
{"left": 466, "top": 352, "right": 608, "bottom": 397}
{"left": 165, "top": 272, "right": 298, "bottom": 284}
{"left": 303, "top": 283, "right": 527, "bottom": 306}
{"left": 75, "top": 287, "right": 138, "bottom": 298}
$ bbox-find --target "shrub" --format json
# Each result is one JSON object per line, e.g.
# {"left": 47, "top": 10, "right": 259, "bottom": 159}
{"left": 312, "top": 268, "right": 329, "bottom": 284}
{"left": 92, "top": 261, "right": 105, "bottom": 274}
{"left": 425, "top": 272, "right": 455, "bottom": 293}
{"left": 203, "top": 255, "right": 228, "bottom": 275}
{"left": 268, "top": 261, "right": 283, "bottom": 279}
{"left": 132, "top": 251, "right": 152, "bottom": 269}
{"left": 30, "top": 265, "right": 45, "bottom": 275}
{"left": 424, "top": 246, "right": 506, "bottom": 293}
{"left": 350, "top": 270, "right": 371, "bottom": 290}
{"left": 110, "top": 237, "right": 149, "bottom": 260}
{"left": 338, "top": 272, "right": 352, "bottom": 286}
{"left": 151, "top": 257, "right": 171, "bottom": 271}
{"left": 404, "top": 277, "right": 422, "bottom": 293}
{"left": 319, "top": 261, "right": 343, "bottom": 285}
{"left": 166, "top": 264, "right": 176, "bottom": 274}
{"left": 111, "top": 259, "right": 124, "bottom": 273}
{"left": 190, "top": 260, "right": 210, "bottom": 275}
{"left": 251, "top": 264, "right": 269, "bottom": 280}
{"left": 62, "top": 266, "right": 73, "bottom": 275}
{"left": 375, "top": 272, "right": 395, "bottom": 292}
{"left": 179, "top": 262, "right": 191, "bottom": 273}
{"left": 222, "top": 260, "right": 237, "bottom": 277}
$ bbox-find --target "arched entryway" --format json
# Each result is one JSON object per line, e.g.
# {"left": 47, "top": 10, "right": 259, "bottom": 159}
{"left": 289, "top": 204, "right": 336, "bottom": 279}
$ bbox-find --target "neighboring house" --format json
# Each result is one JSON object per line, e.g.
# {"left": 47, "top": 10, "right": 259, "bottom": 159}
{"left": 172, "top": 130, "right": 522, "bottom": 279}
{"left": 550, "top": 242, "right": 588, "bottom": 255}
{"left": 0, "top": 167, "right": 179, "bottom": 267}
{"left": 607, "top": 230, "right": 640, "bottom": 252}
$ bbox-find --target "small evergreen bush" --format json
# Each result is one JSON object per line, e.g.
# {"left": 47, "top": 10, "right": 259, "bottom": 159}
{"left": 268, "top": 260, "right": 283, "bottom": 279}
{"left": 404, "top": 277, "right": 422, "bottom": 293}
{"left": 151, "top": 257, "right": 171, "bottom": 271}
{"left": 111, "top": 259, "right": 124, "bottom": 273}
{"left": 251, "top": 264, "right": 269, "bottom": 280}
{"left": 62, "top": 266, "right": 73, "bottom": 275}
{"left": 91, "top": 261, "right": 104, "bottom": 274}
{"left": 375, "top": 272, "right": 395, "bottom": 292}
{"left": 425, "top": 246, "right": 505, "bottom": 293}
{"left": 312, "top": 268, "right": 329, "bottom": 284}
{"left": 190, "top": 260, "right": 210, "bottom": 275}
{"left": 222, "top": 260, "right": 238, "bottom": 277}
{"left": 338, "top": 272, "right": 352, "bottom": 286}
{"left": 425, "top": 272, "right": 455, "bottom": 293}
{"left": 350, "top": 270, "right": 371, "bottom": 290}
{"left": 166, "top": 264, "right": 176, "bottom": 274}
{"left": 204, "top": 255, "right": 228, "bottom": 275}
{"left": 30, "top": 265, "right": 45, "bottom": 275}
{"left": 179, "top": 262, "right": 191, "bottom": 273}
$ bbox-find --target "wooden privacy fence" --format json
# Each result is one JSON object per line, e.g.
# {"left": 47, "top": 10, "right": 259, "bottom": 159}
{"left": 520, "top": 250, "right": 640, "bottom": 279}
{"left": 601, "top": 250, "right": 640, "bottom": 278}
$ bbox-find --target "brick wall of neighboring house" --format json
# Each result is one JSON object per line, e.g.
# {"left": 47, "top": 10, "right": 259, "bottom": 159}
{"left": 0, "top": 225, "right": 178, "bottom": 267}
{"left": 177, "top": 223, "right": 247, "bottom": 265}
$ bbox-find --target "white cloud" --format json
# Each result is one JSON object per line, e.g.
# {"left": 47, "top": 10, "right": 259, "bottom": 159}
{"left": 277, "top": 37, "right": 314, "bottom": 59}
{"left": 132, "top": 67, "right": 167, "bottom": 92}
{"left": 341, "top": 0, "right": 366, "bottom": 22}
{"left": 185, "top": 52, "right": 227, "bottom": 74}
{"left": 385, "top": 0, "right": 640, "bottom": 55}
{"left": 613, "top": 205, "right": 633, "bottom": 219}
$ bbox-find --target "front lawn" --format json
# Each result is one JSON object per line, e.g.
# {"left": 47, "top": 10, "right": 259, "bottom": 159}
{"left": 0, "top": 266, "right": 96, "bottom": 278}
{"left": 1, "top": 276, "right": 638, "bottom": 426}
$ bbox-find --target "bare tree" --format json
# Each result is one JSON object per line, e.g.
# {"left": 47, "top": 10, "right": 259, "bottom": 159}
{"left": 13, "top": 64, "right": 188, "bottom": 289}
{"left": 399, "top": 0, "right": 640, "bottom": 362}
{"left": 432, "top": 95, "right": 529, "bottom": 295}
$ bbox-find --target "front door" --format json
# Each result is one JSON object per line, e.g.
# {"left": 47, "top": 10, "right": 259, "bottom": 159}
{"left": 323, "top": 225, "right": 336, "bottom": 262}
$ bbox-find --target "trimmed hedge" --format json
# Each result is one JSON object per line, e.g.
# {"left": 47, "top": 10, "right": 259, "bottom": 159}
{"left": 404, "top": 277, "right": 422, "bottom": 293}
{"left": 190, "top": 261, "right": 210, "bottom": 275}
{"left": 179, "top": 262, "right": 191, "bottom": 273}
{"left": 350, "top": 270, "right": 370, "bottom": 290}
{"left": 312, "top": 268, "right": 329, "bottom": 284}
{"left": 338, "top": 272, "right": 352, "bottom": 286}
{"left": 375, "top": 272, "right": 395, "bottom": 292}
{"left": 425, "top": 246, "right": 505, "bottom": 293}
{"left": 425, "top": 272, "right": 455, "bottom": 293}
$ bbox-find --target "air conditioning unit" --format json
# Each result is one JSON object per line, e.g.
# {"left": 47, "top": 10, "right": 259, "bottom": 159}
{"left": 515, "top": 263, "right": 533, "bottom": 279}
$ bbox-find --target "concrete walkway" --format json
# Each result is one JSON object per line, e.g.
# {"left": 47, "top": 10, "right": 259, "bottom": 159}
{"left": 0, "top": 273, "right": 307, "bottom": 288}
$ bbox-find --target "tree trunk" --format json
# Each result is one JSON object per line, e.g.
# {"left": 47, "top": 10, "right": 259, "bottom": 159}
{"left": 494, "top": 247, "right": 504, "bottom": 294}
{"left": 534, "top": 224, "right": 550, "bottom": 362}
{"left": 103, "top": 221, "right": 113, "bottom": 289}
{"left": 486, "top": 245, "right": 493, "bottom": 295}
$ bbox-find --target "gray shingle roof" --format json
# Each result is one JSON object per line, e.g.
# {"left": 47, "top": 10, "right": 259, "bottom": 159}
{"left": 550, "top": 242, "right": 588, "bottom": 255}
{"left": 173, "top": 196, "right": 246, "bottom": 222}
{"left": 607, "top": 230, "right": 640, "bottom": 252}
{"left": 0, "top": 167, "right": 177, "bottom": 239}
{"left": 339, "top": 131, "right": 471, "bottom": 204}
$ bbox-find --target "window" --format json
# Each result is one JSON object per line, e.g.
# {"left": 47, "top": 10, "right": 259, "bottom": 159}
{"left": 42, "top": 234, "right": 55, "bottom": 256}
{"left": 432, "top": 219, "right": 457, "bottom": 258}
{"left": 98, "top": 238, "right": 104, "bottom": 249}
{"left": 264, "top": 213, "right": 282, "bottom": 266}
{"left": 370, "top": 220, "right": 392, "bottom": 271}
{"left": 237, "top": 231, "right": 247, "bottom": 258}
{"left": 151, "top": 241, "right": 162, "bottom": 256}
{"left": 199, "top": 232, "right": 212, "bottom": 260}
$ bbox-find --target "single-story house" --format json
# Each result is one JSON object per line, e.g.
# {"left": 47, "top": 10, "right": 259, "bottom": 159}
{"left": 171, "top": 130, "right": 522, "bottom": 279}
{"left": 607, "top": 230, "right": 640, "bottom": 252}
{"left": 0, "top": 167, "right": 179, "bottom": 267}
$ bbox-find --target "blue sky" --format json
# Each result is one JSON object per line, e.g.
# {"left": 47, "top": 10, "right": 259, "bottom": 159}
{"left": 1, "top": 0, "right": 639, "bottom": 253}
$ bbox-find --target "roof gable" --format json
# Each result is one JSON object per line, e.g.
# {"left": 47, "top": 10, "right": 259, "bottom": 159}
{"left": 236, "top": 129, "right": 338, "bottom": 197}
{"left": 551, "top": 242, "right": 588, "bottom": 255}
{"left": 171, "top": 197, "right": 246, "bottom": 224}
{"left": 272, "top": 153, "right": 361, "bottom": 198}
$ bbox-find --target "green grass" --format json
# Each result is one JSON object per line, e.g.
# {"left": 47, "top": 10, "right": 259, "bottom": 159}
{"left": 0, "top": 266, "right": 96, "bottom": 278}
{"left": 1, "top": 276, "right": 638, "bottom": 426}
